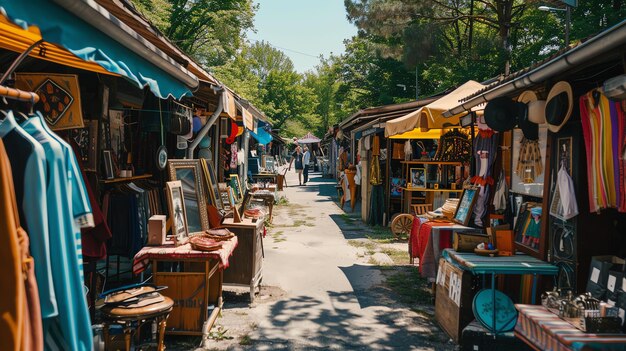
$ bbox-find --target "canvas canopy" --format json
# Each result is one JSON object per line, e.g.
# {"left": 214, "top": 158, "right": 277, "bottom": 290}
{"left": 297, "top": 132, "right": 321, "bottom": 144}
{"left": 385, "top": 80, "right": 485, "bottom": 137}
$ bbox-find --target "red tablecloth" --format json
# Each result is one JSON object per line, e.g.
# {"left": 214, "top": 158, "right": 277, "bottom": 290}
{"left": 410, "top": 219, "right": 454, "bottom": 274}
{"left": 515, "top": 304, "right": 626, "bottom": 351}
{"left": 132, "top": 237, "right": 238, "bottom": 274}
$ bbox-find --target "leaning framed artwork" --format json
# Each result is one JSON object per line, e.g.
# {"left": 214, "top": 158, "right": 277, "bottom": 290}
{"left": 453, "top": 187, "right": 478, "bottom": 226}
{"left": 166, "top": 181, "right": 189, "bottom": 244}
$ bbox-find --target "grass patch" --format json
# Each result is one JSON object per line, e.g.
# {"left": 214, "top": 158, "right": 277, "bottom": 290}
{"left": 239, "top": 334, "right": 252, "bottom": 345}
{"left": 275, "top": 196, "right": 289, "bottom": 206}
{"left": 365, "top": 226, "right": 397, "bottom": 243}
{"left": 410, "top": 307, "right": 435, "bottom": 319}
{"left": 271, "top": 230, "right": 287, "bottom": 243}
{"left": 348, "top": 239, "right": 377, "bottom": 254}
{"left": 385, "top": 267, "right": 433, "bottom": 305}
{"left": 381, "top": 248, "right": 410, "bottom": 265}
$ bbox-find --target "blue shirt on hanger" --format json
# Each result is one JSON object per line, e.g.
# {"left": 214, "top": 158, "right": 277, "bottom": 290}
{"left": 0, "top": 111, "right": 57, "bottom": 319}
{"left": 21, "top": 116, "right": 92, "bottom": 351}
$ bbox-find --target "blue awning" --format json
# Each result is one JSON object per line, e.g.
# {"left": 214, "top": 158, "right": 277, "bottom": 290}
{"left": 1, "top": 1, "right": 197, "bottom": 99}
{"left": 250, "top": 122, "right": 273, "bottom": 145}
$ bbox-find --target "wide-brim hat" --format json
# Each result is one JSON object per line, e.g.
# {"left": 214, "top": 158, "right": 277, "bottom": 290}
{"left": 545, "top": 81, "right": 573, "bottom": 133}
{"left": 517, "top": 90, "right": 547, "bottom": 125}
{"left": 517, "top": 103, "right": 537, "bottom": 140}
{"left": 484, "top": 97, "right": 525, "bottom": 132}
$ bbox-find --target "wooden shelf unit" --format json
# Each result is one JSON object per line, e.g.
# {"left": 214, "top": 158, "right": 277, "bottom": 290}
{"left": 100, "top": 174, "right": 153, "bottom": 184}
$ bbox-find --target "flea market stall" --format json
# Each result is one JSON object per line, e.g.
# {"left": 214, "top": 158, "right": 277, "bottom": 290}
{"left": 427, "top": 19, "right": 626, "bottom": 350}
{"left": 0, "top": 2, "right": 270, "bottom": 349}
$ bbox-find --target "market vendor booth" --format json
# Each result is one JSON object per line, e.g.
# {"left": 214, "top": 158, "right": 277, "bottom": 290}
{"left": 430, "top": 18, "right": 626, "bottom": 350}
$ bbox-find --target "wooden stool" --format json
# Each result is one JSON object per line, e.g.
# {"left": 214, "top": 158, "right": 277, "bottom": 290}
{"left": 101, "top": 295, "right": 173, "bottom": 351}
{"left": 411, "top": 204, "right": 433, "bottom": 216}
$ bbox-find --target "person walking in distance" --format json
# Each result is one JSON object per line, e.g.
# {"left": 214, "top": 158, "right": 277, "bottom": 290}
{"left": 288, "top": 146, "right": 304, "bottom": 185}
{"left": 302, "top": 146, "right": 311, "bottom": 185}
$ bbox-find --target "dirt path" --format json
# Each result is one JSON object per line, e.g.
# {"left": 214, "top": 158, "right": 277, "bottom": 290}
{"left": 175, "top": 170, "right": 454, "bottom": 351}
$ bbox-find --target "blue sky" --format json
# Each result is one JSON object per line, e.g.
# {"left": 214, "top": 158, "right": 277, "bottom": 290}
{"left": 247, "top": 1, "right": 357, "bottom": 73}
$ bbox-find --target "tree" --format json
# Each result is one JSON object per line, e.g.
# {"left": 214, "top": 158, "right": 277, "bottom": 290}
{"left": 129, "top": 0, "right": 256, "bottom": 67}
{"left": 214, "top": 41, "right": 319, "bottom": 137}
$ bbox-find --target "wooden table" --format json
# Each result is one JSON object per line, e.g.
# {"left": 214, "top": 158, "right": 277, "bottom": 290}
{"left": 515, "top": 304, "right": 626, "bottom": 351}
{"left": 221, "top": 218, "right": 264, "bottom": 302}
{"left": 441, "top": 249, "right": 558, "bottom": 335}
{"left": 132, "top": 238, "right": 238, "bottom": 335}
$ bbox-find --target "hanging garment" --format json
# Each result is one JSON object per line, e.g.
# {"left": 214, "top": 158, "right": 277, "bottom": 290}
{"left": 230, "top": 143, "right": 238, "bottom": 169}
{"left": 471, "top": 129, "right": 499, "bottom": 227}
{"left": 493, "top": 169, "right": 508, "bottom": 213}
{"left": 0, "top": 139, "right": 26, "bottom": 351}
{"left": 0, "top": 112, "right": 57, "bottom": 319}
{"left": 371, "top": 135, "right": 380, "bottom": 156}
{"left": 369, "top": 155, "right": 382, "bottom": 186}
{"left": 557, "top": 164, "right": 579, "bottom": 220}
{"left": 20, "top": 116, "right": 92, "bottom": 351}
{"left": 580, "top": 89, "right": 626, "bottom": 212}
{"left": 404, "top": 140, "right": 412, "bottom": 161}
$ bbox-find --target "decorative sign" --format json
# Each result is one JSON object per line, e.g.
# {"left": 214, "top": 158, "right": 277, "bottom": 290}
{"left": 448, "top": 272, "right": 462, "bottom": 306}
{"left": 15, "top": 73, "right": 84, "bottom": 130}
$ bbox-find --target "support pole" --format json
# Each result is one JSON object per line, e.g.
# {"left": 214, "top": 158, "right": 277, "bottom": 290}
{"left": 187, "top": 86, "right": 224, "bottom": 159}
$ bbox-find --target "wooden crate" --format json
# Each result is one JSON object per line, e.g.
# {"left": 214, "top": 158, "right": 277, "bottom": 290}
{"left": 435, "top": 258, "right": 476, "bottom": 343}
{"left": 153, "top": 261, "right": 210, "bottom": 335}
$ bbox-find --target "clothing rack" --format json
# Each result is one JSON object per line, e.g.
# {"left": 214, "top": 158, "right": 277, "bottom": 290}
{"left": 0, "top": 84, "right": 40, "bottom": 103}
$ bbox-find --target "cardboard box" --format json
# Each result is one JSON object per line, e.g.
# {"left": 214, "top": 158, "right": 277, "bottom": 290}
{"left": 148, "top": 215, "right": 166, "bottom": 246}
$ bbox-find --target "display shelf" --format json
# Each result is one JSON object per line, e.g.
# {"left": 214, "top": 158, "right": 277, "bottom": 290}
{"left": 101, "top": 174, "right": 153, "bottom": 184}
{"left": 401, "top": 160, "right": 463, "bottom": 166}
{"left": 401, "top": 187, "right": 462, "bottom": 193}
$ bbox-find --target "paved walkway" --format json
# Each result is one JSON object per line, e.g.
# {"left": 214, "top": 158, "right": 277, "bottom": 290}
{"left": 244, "top": 170, "right": 450, "bottom": 350}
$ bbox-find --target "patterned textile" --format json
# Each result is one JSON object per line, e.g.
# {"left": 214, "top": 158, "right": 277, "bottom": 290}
{"left": 515, "top": 304, "right": 626, "bottom": 351}
{"left": 132, "top": 237, "right": 238, "bottom": 274}
{"left": 409, "top": 220, "right": 454, "bottom": 276}
{"left": 580, "top": 89, "right": 626, "bottom": 213}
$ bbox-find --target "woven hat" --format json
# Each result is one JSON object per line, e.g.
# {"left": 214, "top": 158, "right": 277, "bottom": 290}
{"left": 484, "top": 97, "right": 525, "bottom": 132}
{"left": 517, "top": 90, "right": 547, "bottom": 125}
{"left": 545, "top": 81, "right": 573, "bottom": 133}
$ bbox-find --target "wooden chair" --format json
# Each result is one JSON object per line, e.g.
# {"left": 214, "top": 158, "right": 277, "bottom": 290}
{"left": 411, "top": 204, "right": 433, "bottom": 216}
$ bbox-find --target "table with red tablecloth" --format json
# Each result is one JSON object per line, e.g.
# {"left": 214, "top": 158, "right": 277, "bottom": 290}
{"left": 515, "top": 304, "right": 626, "bottom": 351}
{"left": 409, "top": 218, "right": 472, "bottom": 280}
{"left": 132, "top": 237, "right": 238, "bottom": 335}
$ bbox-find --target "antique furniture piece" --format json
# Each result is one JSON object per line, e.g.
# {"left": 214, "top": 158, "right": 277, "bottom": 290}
{"left": 221, "top": 217, "right": 264, "bottom": 302}
{"left": 101, "top": 295, "right": 174, "bottom": 351}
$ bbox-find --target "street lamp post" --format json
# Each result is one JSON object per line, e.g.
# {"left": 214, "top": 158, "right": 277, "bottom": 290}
{"left": 539, "top": 5, "right": 570, "bottom": 46}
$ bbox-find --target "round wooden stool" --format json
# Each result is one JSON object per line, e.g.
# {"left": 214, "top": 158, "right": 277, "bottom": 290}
{"left": 101, "top": 295, "right": 173, "bottom": 351}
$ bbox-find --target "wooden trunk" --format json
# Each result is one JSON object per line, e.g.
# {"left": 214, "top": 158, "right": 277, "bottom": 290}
{"left": 435, "top": 258, "right": 476, "bottom": 343}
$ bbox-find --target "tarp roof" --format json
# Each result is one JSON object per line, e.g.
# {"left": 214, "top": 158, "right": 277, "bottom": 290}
{"left": 385, "top": 80, "right": 485, "bottom": 137}
{"left": 297, "top": 132, "right": 321, "bottom": 144}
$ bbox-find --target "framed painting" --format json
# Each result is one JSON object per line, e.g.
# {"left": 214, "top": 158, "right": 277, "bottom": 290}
{"left": 409, "top": 167, "right": 426, "bottom": 189}
{"left": 168, "top": 160, "right": 209, "bottom": 233}
{"left": 390, "top": 177, "right": 405, "bottom": 197}
{"left": 166, "top": 181, "right": 188, "bottom": 244}
{"left": 229, "top": 174, "right": 243, "bottom": 201}
{"left": 453, "top": 187, "right": 478, "bottom": 226}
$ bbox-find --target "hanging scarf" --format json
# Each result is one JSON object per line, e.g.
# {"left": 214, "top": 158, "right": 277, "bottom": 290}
{"left": 370, "top": 155, "right": 382, "bottom": 185}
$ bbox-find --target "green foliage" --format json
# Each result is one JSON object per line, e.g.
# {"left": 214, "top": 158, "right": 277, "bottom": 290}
{"left": 129, "top": 0, "right": 256, "bottom": 67}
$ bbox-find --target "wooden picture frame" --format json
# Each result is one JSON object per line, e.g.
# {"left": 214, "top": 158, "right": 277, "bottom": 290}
{"left": 168, "top": 160, "right": 209, "bottom": 233}
{"left": 200, "top": 159, "right": 224, "bottom": 211}
{"left": 102, "top": 150, "right": 114, "bottom": 179}
{"left": 166, "top": 181, "right": 189, "bottom": 244}
{"left": 453, "top": 187, "right": 478, "bottom": 226}
{"left": 409, "top": 167, "right": 426, "bottom": 189}
{"left": 228, "top": 186, "right": 241, "bottom": 223}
